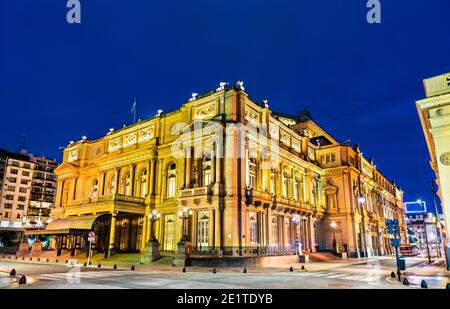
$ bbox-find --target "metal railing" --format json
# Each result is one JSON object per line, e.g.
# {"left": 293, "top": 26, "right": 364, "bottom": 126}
{"left": 189, "top": 246, "right": 297, "bottom": 257}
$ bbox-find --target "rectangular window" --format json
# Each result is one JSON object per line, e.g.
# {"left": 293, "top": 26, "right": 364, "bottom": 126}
{"left": 4, "top": 203, "right": 12, "bottom": 209}
{"left": 9, "top": 177, "right": 17, "bottom": 183}
{"left": 18, "top": 196, "right": 26, "bottom": 202}
{"left": 11, "top": 161, "right": 19, "bottom": 167}
{"left": 0, "top": 220, "right": 10, "bottom": 227}
{"left": 10, "top": 169, "right": 18, "bottom": 175}
{"left": 22, "top": 171, "right": 30, "bottom": 177}
{"left": 272, "top": 216, "right": 278, "bottom": 247}
{"left": 7, "top": 186, "right": 15, "bottom": 191}
{"left": 16, "top": 204, "right": 25, "bottom": 210}
{"left": 13, "top": 221, "right": 22, "bottom": 228}
{"left": 3, "top": 212, "right": 10, "bottom": 219}
{"left": 19, "top": 187, "right": 27, "bottom": 193}
{"left": 197, "top": 211, "right": 210, "bottom": 247}
{"left": 249, "top": 212, "right": 258, "bottom": 245}
{"left": 23, "top": 163, "right": 31, "bottom": 169}
{"left": 20, "top": 179, "right": 28, "bottom": 185}
{"left": 5, "top": 195, "right": 14, "bottom": 200}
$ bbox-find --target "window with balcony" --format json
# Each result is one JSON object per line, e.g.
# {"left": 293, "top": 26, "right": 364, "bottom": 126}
{"left": 166, "top": 163, "right": 177, "bottom": 198}
{"left": 282, "top": 173, "right": 288, "bottom": 198}
{"left": 270, "top": 170, "right": 276, "bottom": 195}
{"left": 110, "top": 175, "right": 116, "bottom": 194}
{"left": 124, "top": 172, "right": 131, "bottom": 196}
{"left": 247, "top": 158, "right": 256, "bottom": 189}
{"left": 140, "top": 169, "right": 147, "bottom": 198}
{"left": 202, "top": 155, "right": 212, "bottom": 187}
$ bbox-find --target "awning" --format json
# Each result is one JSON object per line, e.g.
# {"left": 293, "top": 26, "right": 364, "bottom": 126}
{"left": 24, "top": 215, "right": 104, "bottom": 236}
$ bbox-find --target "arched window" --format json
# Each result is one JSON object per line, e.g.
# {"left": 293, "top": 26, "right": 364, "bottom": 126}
{"left": 167, "top": 163, "right": 177, "bottom": 198}
{"left": 110, "top": 175, "right": 116, "bottom": 194}
{"left": 202, "top": 154, "right": 212, "bottom": 187}
{"left": 140, "top": 169, "right": 147, "bottom": 198}
{"left": 124, "top": 172, "right": 131, "bottom": 196}
{"left": 90, "top": 178, "right": 98, "bottom": 199}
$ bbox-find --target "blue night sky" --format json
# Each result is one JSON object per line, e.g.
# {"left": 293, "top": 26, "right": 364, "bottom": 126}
{"left": 1, "top": 1, "right": 450, "bottom": 212}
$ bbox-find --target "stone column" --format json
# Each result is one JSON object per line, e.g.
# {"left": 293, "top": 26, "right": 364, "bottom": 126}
{"left": 108, "top": 213, "right": 117, "bottom": 257}
{"left": 214, "top": 207, "right": 221, "bottom": 249}
{"left": 185, "top": 151, "right": 191, "bottom": 189}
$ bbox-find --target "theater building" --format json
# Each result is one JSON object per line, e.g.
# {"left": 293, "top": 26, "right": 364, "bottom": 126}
{"left": 35, "top": 82, "right": 406, "bottom": 263}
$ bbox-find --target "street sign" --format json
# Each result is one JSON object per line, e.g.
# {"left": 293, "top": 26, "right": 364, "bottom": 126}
{"left": 391, "top": 238, "right": 400, "bottom": 247}
{"left": 88, "top": 231, "right": 95, "bottom": 242}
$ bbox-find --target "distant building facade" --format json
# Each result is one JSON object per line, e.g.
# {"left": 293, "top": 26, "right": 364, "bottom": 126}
{"left": 0, "top": 149, "right": 57, "bottom": 242}
{"left": 38, "top": 83, "right": 406, "bottom": 263}
{"left": 416, "top": 72, "right": 450, "bottom": 269}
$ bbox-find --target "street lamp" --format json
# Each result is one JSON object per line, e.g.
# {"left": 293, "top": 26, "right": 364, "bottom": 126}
{"left": 292, "top": 214, "right": 302, "bottom": 255}
{"left": 330, "top": 221, "right": 339, "bottom": 254}
{"left": 430, "top": 179, "right": 443, "bottom": 258}
{"left": 428, "top": 213, "right": 440, "bottom": 259}
{"left": 149, "top": 209, "right": 161, "bottom": 241}
{"left": 178, "top": 207, "right": 193, "bottom": 242}
{"left": 421, "top": 207, "right": 432, "bottom": 263}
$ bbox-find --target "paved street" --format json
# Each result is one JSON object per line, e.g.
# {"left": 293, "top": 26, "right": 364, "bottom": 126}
{"left": 1, "top": 256, "right": 445, "bottom": 289}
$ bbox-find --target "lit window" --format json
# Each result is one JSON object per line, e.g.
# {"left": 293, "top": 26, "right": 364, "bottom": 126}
{"left": 294, "top": 177, "right": 299, "bottom": 201}
{"left": 197, "top": 211, "right": 209, "bottom": 247}
{"left": 202, "top": 155, "right": 212, "bottom": 187}
{"left": 248, "top": 158, "right": 256, "bottom": 189}
{"left": 140, "top": 169, "right": 147, "bottom": 198}
{"left": 270, "top": 170, "right": 276, "bottom": 195}
{"left": 282, "top": 173, "right": 288, "bottom": 198}
{"left": 124, "top": 172, "right": 131, "bottom": 196}
{"left": 167, "top": 163, "right": 177, "bottom": 198}
{"left": 110, "top": 175, "right": 116, "bottom": 194}
{"left": 249, "top": 212, "right": 258, "bottom": 244}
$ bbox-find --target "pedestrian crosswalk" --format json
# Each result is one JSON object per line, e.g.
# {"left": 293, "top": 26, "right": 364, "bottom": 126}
{"left": 34, "top": 270, "right": 138, "bottom": 282}
{"left": 283, "top": 271, "right": 383, "bottom": 284}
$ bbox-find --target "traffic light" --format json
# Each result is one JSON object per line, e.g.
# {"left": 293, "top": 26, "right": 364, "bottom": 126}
{"left": 386, "top": 219, "right": 393, "bottom": 234}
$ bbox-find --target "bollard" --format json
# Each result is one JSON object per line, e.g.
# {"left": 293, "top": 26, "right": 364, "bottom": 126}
{"left": 397, "top": 270, "right": 401, "bottom": 281}
{"left": 19, "top": 275, "right": 27, "bottom": 285}
{"left": 421, "top": 280, "right": 428, "bottom": 288}
{"left": 56, "top": 259, "right": 58, "bottom": 263}
{"left": 243, "top": 268, "right": 247, "bottom": 274}
{"left": 8, "top": 255, "right": 11, "bottom": 259}
{"left": 113, "top": 264, "right": 117, "bottom": 270}
{"left": 46, "top": 258, "right": 49, "bottom": 262}
{"left": 29, "top": 257, "right": 32, "bottom": 261}
{"left": 15, "top": 256, "right": 18, "bottom": 260}
{"left": 89, "top": 261, "right": 91, "bottom": 265}
{"left": 65, "top": 260, "right": 68, "bottom": 263}
{"left": 131, "top": 265, "right": 135, "bottom": 271}
{"left": 212, "top": 268, "right": 217, "bottom": 274}
{"left": 390, "top": 271, "right": 396, "bottom": 278}
{"left": 10, "top": 269, "right": 16, "bottom": 277}
{"left": 83, "top": 262, "right": 87, "bottom": 267}
{"left": 289, "top": 266, "right": 294, "bottom": 272}
{"left": 403, "top": 278, "right": 409, "bottom": 286}
{"left": 446, "top": 282, "right": 449, "bottom": 289}
{"left": 37, "top": 258, "right": 40, "bottom": 262}
{"left": 98, "top": 263, "right": 101, "bottom": 268}
{"left": 182, "top": 266, "right": 186, "bottom": 273}
{"left": 22, "top": 257, "right": 25, "bottom": 261}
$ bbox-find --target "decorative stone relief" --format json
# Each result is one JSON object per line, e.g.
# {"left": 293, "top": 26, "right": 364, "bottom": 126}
{"left": 292, "top": 139, "right": 300, "bottom": 152}
{"left": 245, "top": 109, "right": 258, "bottom": 125}
{"left": 280, "top": 132, "right": 290, "bottom": 146}
{"left": 196, "top": 104, "right": 216, "bottom": 119}
{"left": 108, "top": 138, "right": 122, "bottom": 152}
{"left": 138, "top": 126, "right": 154, "bottom": 142}
{"left": 440, "top": 152, "right": 450, "bottom": 165}
{"left": 67, "top": 147, "right": 80, "bottom": 162}
{"left": 123, "top": 134, "right": 137, "bottom": 147}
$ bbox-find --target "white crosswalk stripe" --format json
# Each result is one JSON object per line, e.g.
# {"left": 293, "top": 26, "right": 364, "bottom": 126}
{"left": 35, "top": 271, "right": 136, "bottom": 281}
{"left": 289, "top": 271, "right": 381, "bottom": 283}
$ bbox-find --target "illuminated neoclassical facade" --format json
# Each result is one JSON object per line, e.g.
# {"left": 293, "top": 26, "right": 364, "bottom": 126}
{"left": 38, "top": 82, "right": 406, "bottom": 263}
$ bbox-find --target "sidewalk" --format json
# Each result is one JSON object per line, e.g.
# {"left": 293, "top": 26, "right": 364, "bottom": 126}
{"left": 0, "top": 253, "right": 392, "bottom": 274}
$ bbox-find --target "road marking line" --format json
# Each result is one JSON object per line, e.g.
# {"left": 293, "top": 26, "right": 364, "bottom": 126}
{"left": 311, "top": 272, "right": 335, "bottom": 277}
{"left": 341, "top": 275, "right": 366, "bottom": 281}
{"left": 325, "top": 273, "right": 348, "bottom": 278}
